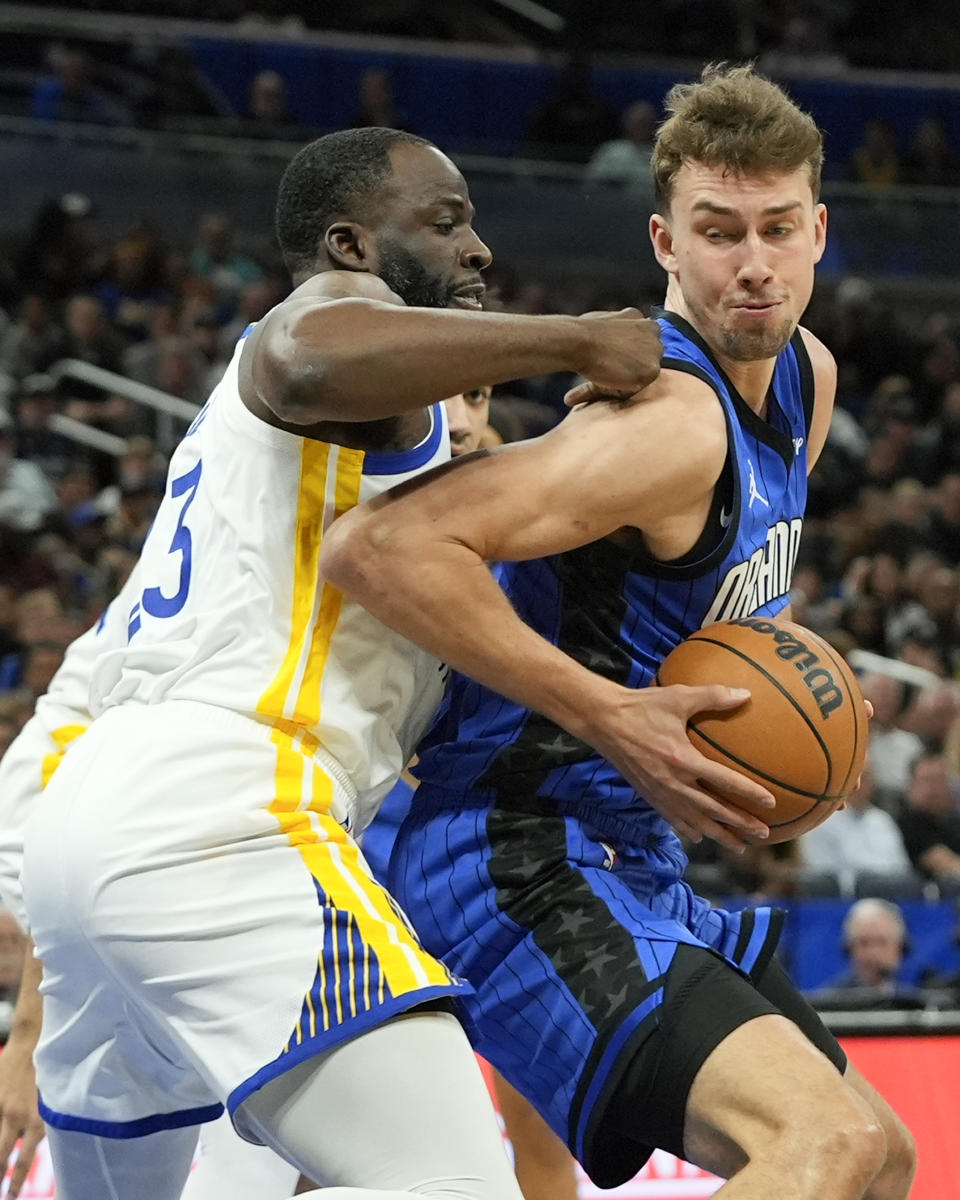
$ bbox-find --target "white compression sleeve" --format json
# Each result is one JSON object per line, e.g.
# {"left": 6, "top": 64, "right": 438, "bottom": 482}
{"left": 180, "top": 1112, "right": 300, "bottom": 1200}
{"left": 238, "top": 1010, "right": 525, "bottom": 1200}
{"left": 44, "top": 1124, "right": 199, "bottom": 1200}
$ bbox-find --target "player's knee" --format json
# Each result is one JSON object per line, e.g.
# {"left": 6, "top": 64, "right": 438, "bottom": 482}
{"left": 805, "top": 1099, "right": 887, "bottom": 1189}
{"left": 875, "top": 1113, "right": 917, "bottom": 1198}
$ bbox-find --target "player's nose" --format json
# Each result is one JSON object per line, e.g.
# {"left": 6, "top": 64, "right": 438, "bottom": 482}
{"left": 736, "top": 233, "right": 774, "bottom": 286}
{"left": 461, "top": 229, "right": 492, "bottom": 271}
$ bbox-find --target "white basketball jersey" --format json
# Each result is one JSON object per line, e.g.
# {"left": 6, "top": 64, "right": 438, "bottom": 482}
{"left": 90, "top": 333, "right": 450, "bottom": 832}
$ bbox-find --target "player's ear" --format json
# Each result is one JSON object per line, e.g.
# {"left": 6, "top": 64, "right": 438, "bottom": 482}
{"left": 326, "top": 222, "right": 371, "bottom": 271}
{"left": 650, "top": 212, "right": 677, "bottom": 274}
{"left": 812, "top": 203, "right": 827, "bottom": 265}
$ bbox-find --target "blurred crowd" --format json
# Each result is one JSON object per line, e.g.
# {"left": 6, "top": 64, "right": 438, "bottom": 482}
{"left": 12, "top": 0, "right": 960, "bottom": 73}
{"left": 8, "top": 29, "right": 960, "bottom": 184}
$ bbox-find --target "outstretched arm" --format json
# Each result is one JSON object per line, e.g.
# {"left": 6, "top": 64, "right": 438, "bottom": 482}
{"left": 240, "top": 272, "right": 663, "bottom": 426}
{"left": 321, "top": 374, "right": 776, "bottom": 849}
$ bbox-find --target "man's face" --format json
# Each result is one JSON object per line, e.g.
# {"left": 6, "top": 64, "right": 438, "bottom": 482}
{"left": 368, "top": 144, "right": 491, "bottom": 311}
{"left": 445, "top": 386, "right": 491, "bottom": 456}
{"left": 650, "top": 162, "right": 826, "bottom": 363}
{"left": 909, "top": 757, "right": 954, "bottom": 815}
{"left": 848, "top": 913, "right": 903, "bottom": 986}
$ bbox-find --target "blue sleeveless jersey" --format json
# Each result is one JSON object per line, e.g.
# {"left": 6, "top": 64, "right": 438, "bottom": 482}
{"left": 414, "top": 309, "right": 815, "bottom": 842}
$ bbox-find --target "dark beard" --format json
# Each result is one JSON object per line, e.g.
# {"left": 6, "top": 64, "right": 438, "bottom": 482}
{"left": 376, "top": 237, "right": 453, "bottom": 308}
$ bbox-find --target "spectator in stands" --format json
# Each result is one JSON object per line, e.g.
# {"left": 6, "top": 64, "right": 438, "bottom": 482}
{"left": 0, "top": 295, "right": 66, "bottom": 383}
{"left": 16, "top": 193, "right": 107, "bottom": 303}
{"left": 12, "top": 374, "right": 73, "bottom": 482}
{"left": 900, "top": 681, "right": 960, "bottom": 745}
{"left": 0, "top": 411, "right": 57, "bottom": 534}
{"left": 189, "top": 213, "right": 263, "bottom": 318}
{"left": 891, "top": 566, "right": 960, "bottom": 672}
{"left": 523, "top": 55, "right": 619, "bottom": 164}
{"left": 847, "top": 116, "right": 901, "bottom": 187}
{"left": 926, "top": 472, "right": 960, "bottom": 563}
{"left": 902, "top": 115, "right": 960, "bottom": 187}
{"left": 584, "top": 100, "right": 657, "bottom": 201}
{"left": 30, "top": 46, "right": 127, "bottom": 125}
{"left": 240, "top": 70, "right": 307, "bottom": 140}
{"left": 133, "top": 42, "right": 230, "bottom": 129}
{"left": 95, "top": 233, "right": 174, "bottom": 343}
{"left": 859, "top": 673, "right": 924, "bottom": 802}
{"left": 758, "top": 14, "right": 848, "bottom": 79}
{"left": 20, "top": 642, "right": 64, "bottom": 702}
{"left": 914, "top": 331, "right": 960, "bottom": 421}
{"left": 837, "top": 591, "right": 888, "bottom": 654}
{"left": 350, "top": 67, "right": 412, "bottom": 132}
{"left": 820, "top": 899, "right": 925, "bottom": 1007}
{"left": 802, "top": 760, "right": 912, "bottom": 880}
{"left": 61, "top": 294, "right": 125, "bottom": 377}
{"left": 898, "top": 751, "right": 960, "bottom": 883}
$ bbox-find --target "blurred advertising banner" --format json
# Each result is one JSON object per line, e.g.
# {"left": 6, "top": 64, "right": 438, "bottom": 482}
{"left": 6, "top": 1037, "right": 959, "bottom": 1199}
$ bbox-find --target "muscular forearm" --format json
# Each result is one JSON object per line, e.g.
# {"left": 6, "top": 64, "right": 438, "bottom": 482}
{"left": 258, "top": 301, "right": 589, "bottom": 425}
{"left": 322, "top": 517, "right": 623, "bottom": 747}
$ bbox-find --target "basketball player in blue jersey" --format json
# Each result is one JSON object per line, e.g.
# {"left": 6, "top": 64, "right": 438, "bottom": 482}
{"left": 21, "top": 125, "right": 764, "bottom": 1200}
{"left": 322, "top": 68, "right": 916, "bottom": 1200}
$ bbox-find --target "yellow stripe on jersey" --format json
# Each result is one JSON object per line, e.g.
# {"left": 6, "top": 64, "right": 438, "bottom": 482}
{"left": 295, "top": 447, "right": 364, "bottom": 729}
{"left": 256, "top": 440, "right": 364, "bottom": 729}
{"left": 267, "top": 726, "right": 452, "bottom": 1012}
{"left": 256, "top": 439, "right": 331, "bottom": 723}
{"left": 41, "top": 723, "right": 90, "bottom": 790}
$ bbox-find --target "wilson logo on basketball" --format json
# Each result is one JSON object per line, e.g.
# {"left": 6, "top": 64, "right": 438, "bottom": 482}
{"left": 729, "top": 617, "right": 844, "bottom": 718}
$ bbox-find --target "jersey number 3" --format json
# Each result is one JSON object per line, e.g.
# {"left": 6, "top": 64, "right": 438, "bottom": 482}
{"left": 142, "top": 460, "right": 203, "bottom": 618}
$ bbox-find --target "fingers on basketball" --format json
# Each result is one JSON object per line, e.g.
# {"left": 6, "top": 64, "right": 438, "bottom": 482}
{"left": 656, "top": 616, "right": 868, "bottom": 844}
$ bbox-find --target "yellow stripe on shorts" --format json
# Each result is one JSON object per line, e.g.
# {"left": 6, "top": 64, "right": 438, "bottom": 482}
{"left": 41, "top": 723, "right": 90, "bottom": 790}
{"left": 267, "top": 726, "right": 452, "bottom": 1022}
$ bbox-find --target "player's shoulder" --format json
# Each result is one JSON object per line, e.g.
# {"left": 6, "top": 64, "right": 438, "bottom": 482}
{"left": 797, "top": 325, "right": 837, "bottom": 389}
{"left": 558, "top": 368, "right": 726, "bottom": 482}
{"left": 287, "top": 270, "right": 404, "bottom": 307}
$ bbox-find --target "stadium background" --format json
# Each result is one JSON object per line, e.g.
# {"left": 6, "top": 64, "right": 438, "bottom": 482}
{"left": 3, "top": 1, "right": 960, "bottom": 1196}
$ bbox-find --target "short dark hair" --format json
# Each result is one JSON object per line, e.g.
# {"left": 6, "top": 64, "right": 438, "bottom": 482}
{"left": 275, "top": 127, "right": 432, "bottom": 277}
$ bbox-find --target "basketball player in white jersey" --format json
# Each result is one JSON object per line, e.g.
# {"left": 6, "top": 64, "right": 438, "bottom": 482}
{"left": 0, "top": 387, "right": 566, "bottom": 1200}
{"left": 17, "top": 127, "right": 696, "bottom": 1200}
{"left": 0, "top": 566, "right": 308, "bottom": 1200}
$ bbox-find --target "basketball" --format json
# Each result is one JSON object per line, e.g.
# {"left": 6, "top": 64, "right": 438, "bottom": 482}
{"left": 656, "top": 616, "right": 868, "bottom": 843}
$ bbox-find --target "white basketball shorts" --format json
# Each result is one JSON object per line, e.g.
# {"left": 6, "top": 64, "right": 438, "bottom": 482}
{"left": 22, "top": 701, "right": 466, "bottom": 1140}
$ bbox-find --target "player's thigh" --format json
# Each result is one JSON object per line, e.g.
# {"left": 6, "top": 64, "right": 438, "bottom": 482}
{"left": 181, "top": 1113, "right": 299, "bottom": 1200}
{"left": 238, "top": 1011, "right": 522, "bottom": 1199}
{"left": 45, "top": 1124, "right": 197, "bottom": 1200}
{"left": 683, "top": 1013, "right": 883, "bottom": 1180}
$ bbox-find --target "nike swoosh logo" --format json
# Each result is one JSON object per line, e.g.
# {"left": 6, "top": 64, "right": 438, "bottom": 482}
{"left": 719, "top": 506, "right": 732, "bottom": 528}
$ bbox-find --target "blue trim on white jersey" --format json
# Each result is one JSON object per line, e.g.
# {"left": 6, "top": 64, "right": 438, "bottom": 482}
{"left": 38, "top": 1095, "right": 223, "bottom": 1139}
{"left": 362, "top": 403, "right": 444, "bottom": 475}
{"left": 226, "top": 981, "right": 464, "bottom": 1118}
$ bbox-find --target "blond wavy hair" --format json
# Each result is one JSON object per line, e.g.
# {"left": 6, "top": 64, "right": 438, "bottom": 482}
{"left": 652, "top": 63, "right": 824, "bottom": 209}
